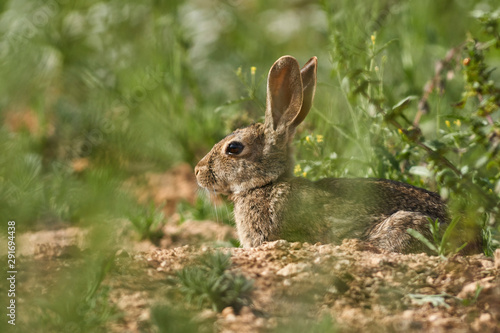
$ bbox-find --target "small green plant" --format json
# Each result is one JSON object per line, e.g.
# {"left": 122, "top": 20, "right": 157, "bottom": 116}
{"left": 23, "top": 254, "right": 119, "bottom": 332}
{"left": 177, "top": 251, "right": 254, "bottom": 313}
{"left": 461, "top": 284, "right": 484, "bottom": 307}
{"left": 150, "top": 305, "right": 201, "bottom": 333}
{"left": 482, "top": 225, "right": 495, "bottom": 257}
{"left": 128, "top": 202, "right": 165, "bottom": 242}
{"left": 177, "top": 194, "right": 234, "bottom": 226}
{"left": 407, "top": 217, "right": 468, "bottom": 258}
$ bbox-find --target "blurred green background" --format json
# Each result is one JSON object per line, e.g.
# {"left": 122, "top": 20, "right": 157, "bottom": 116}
{"left": 1, "top": 0, "right": 500, "bottom": 331}
{"left": 1, "top": 0, "right": 498, "bottom": 232}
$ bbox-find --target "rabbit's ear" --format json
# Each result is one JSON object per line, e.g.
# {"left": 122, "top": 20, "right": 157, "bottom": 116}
{"left": 292, "top": 56, "right": 317, "bottom": 127}
{"left": 265, "top": 56, "right": 303, "bottom": 132}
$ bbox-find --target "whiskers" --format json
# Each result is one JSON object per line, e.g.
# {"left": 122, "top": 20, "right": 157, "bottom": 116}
{"left": 196, "top": 187, "right": 233, "bottom": 225}
{"left": 210, "top": 188, "right": 220, "bottom": 223}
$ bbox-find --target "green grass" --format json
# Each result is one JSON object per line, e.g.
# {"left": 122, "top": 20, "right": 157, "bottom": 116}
{"left": 407, "top": 217, "right": 468, "bottom": 258}
{"left": 17, "top": 253, "right": 119, "bottom": 332}
{"left": 177, "top": 250, "right": 254, "bottom": 313}
{"left": 150, "top": 305, "right": 202, "bottom": 333}
{"left": 177, "top": 194, "right": 234, "bottom": 226}
{"left": 128, "top": 201, "right": 165, "bottom": 242}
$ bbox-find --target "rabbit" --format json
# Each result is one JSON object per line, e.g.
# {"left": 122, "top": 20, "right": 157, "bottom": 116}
{"left": 195, "top": 55, "right": 477, "bottom": 253}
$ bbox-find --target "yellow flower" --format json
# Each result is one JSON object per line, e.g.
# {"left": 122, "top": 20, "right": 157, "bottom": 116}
{"left": 250, "top": 66, "right": 256, "bottom": 75}
{"left": 305, "top": 136, "right": 311, "bottom": 143}
{"left": 302, "top": 172, "right": 307, "bottom": 177}
{"left": 316, "top": 135, "right": 324, "bottom": 143}
{"left": 454, "top": 119, "right": 461, "bottom": 127}
{"left": 294, "top": 164, "right": 302, "bottom": 176}
{"left": 398, "top": 128, "right": 403, "bottom": 135}
{"left": 445, "top": 120, "right": 451, "bottom": 128}
{"left": 371, "top": 34, "right": 376, "bottom": 45}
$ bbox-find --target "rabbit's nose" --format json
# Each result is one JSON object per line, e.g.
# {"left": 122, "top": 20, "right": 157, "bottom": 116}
{"left": 194, "top": 166, "right": 200, "bottom": 177}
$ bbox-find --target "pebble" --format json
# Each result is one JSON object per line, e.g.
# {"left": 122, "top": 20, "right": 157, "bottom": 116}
{"left": 276, "top": 262, "right": 310, "bottom": 277}
{"left": 221, "top": 307, "right": 236, "bottom": 322}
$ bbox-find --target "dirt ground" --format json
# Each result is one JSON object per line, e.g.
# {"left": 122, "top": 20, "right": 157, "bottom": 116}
{"left": 9, "top": 164, "right": 500, "bottom": 332}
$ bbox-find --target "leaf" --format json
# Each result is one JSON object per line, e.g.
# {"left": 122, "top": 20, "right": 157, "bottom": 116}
{"left": 408, "top": 293, "right": 451, "bottom": 308}
{"left": 374, "top": 38, "right": 398, "bottom": 56}
{"left": 392, "top": 96, "right": 418, "bottom": 113}
{"left": 440, "top": 217, "right": 459, "bottom": 250}
{"left": 409, "top": 166, "right": 432, "bottom": 178}
{"left": 407, "top": 228, "right": 438, "bottom": 253}
{"left": 440, "top": 217, "right": 469, "bottom": 255}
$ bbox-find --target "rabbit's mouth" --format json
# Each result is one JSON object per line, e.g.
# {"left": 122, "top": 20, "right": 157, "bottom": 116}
{"left": 196, "top": 174, "right": 245, "bottom": 196}
{"left": 195, "top": 171, "right": 232, "bottom": 195}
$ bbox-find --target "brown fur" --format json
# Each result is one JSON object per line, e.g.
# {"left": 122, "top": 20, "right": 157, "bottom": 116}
{"left": 195, "top": 56, "right": 479, "bottom": 253}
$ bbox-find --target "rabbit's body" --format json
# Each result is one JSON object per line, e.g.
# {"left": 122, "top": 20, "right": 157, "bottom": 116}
{"left": 195, "top": 55, "right": 476, "bottom": 253}
{"left": 232, "top": 175, "right": 446, "bottom": 251}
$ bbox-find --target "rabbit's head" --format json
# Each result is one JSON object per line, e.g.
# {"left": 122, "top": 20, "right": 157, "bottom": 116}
{"left": 195, "top": 56, "right": 317, "bottom": 195}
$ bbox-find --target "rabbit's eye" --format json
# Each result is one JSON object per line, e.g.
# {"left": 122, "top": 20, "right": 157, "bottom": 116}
{"left": 226, "top": 141, "right": 244, "bottom": 156}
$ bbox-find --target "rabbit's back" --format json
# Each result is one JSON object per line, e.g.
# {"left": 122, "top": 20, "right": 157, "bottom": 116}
{"left": 313, "top": 178, "right": 447, "bottom": 222}
{"left": 233, "top": 177, "right": 447, "bottom": 248}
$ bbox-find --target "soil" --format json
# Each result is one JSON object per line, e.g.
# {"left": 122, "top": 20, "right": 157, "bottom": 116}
{"left": 7, "top": 164, "right": 500, "bottom": 332}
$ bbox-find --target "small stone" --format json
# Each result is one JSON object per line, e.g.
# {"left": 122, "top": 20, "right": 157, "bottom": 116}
{"left": 272, "top": 239, "right": 290, "bottom": 249}
{"left": 494, "top": 249, "right": 500, "bottom": 269}
{"left": 457, "top": 277, "right": 495, "bottom": 299}
{"left": 334, "top": 260, "right": 351, "bottom": 271}
{"left": 428, "top": 314, "right": 440, "bottom": 322}
{"left": 221, "top": 307, "right": 234, "bottom": 316}
{"left": 225, "top": 314, "right": 236, "bottom": 322}
{"left": 260, "top": 269, "right": 272, "bottom": 277}
{"left": 402, "top": 310, "right": 415, "bottom": 318}
{"left": 195, "top": 309, "right": 217, "bottom": 322}
{"left": 221, "top": 307, "right": 236, "bottom": 322}
{"left": 255, "top": 318, "right": 266, "bottom": 328}
{"left": 138, "top": 310, "right": 150, "bottom": 322}
{"left": 472, "top": 312, "right": 495, "bottom": 332}
{"left": 479, "top": 259, "right": 494, "bottom": 269}
{"left": 239, "top": 306, "right": 254, "bottom": 317}
{"left": 115, "top": 249, "right": 130, "bottom": 257}
{"left": 318, "top": 244, "right": 334, "bottom": 254}
{"left": 277, "top": 263, "right": 310, "bottom": 277}
{"left": 479, "top": 312, "right": 492, "bottom": 322}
